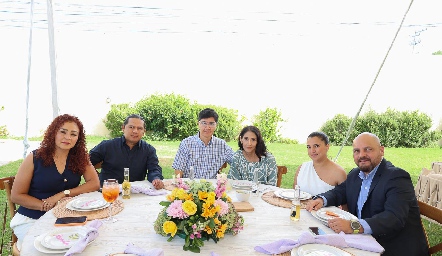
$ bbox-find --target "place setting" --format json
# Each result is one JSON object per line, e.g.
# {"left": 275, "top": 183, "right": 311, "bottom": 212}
{"left": 261, "top": 188, "right": 312, "bottom": 209}
{"left": 65, "top": 197, "right": 110, "bottom": 212}
{"left": 33, "top": 226, "right": 94, "bottom": 254}
{"left": 274, "top": 189, "right": 312, "bottom": 201}
{"left": 310, "top": 206, "right": 358, "bottom": 226}
{"left": 53, "top": 182, "right": 124, "bottom": 220}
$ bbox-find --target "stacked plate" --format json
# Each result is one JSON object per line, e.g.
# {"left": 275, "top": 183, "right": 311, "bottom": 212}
{"left": 66, "top": 197, "right": 109, "bottom": 212}
{"left": 274, "top": 189, "right": 312, "bottom": 201}
{"left": 34, "top": 227, "right": 90, "bottom": 254}
{"left": 232, "top": 180, "right": 254, "bottom": 190}
{"left": 311, "top": 206, "right": 358, "bottom": 226}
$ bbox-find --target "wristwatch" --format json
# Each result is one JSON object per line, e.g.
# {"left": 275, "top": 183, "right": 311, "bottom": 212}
{"left": 64, "top": 190, "right": 71, "bottom": 197}
{"left": 312, "top": 195, "right": 320, "bottom": 200}
{"left": 350, "top": 219, "right": 361, "bottom": 234}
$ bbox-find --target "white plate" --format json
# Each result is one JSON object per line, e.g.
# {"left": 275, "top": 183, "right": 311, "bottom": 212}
{"left": 71, "top": 197, "right": 108, "bottom": 210}
{"left": 34, "top": 234, "right": 68, "bottom": 254}
{"left": 310, "top": 210, "right": 330, "bottom": 227}
{"left": 275, "top": 189, "right": 312, "bottom": 201}
{"left": 316, "top": 207, "right": 357, "bottom": 221}
{"left": 66, "top": 198, "right": 109, "bottom": 212}
{"left": 41, "top": 227, "right": 88, "bottom": 250}
{"left": 292, "top": 244, "right": 352, "bottom": 256}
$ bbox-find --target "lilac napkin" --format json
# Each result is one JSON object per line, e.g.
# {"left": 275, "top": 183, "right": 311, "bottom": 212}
{"left": 254, "top": 231, "right": 384, "bottom": 255}
{"left": 339, "top": 232, "right": 385, "bottom": 252}
{"left": 124, "top": 243, "right": 164, "bottom": 256}
{"left": 64, "top": 219, "right": 102, "bottom": 256}
{"left": 211, "top": 252, "right": 220, "bottom": 256}
{"left": 119, "top": 184, "right": 167, "bottom": 196}
{"left": 130, "top": 184, "right": 167, "bottom": 196}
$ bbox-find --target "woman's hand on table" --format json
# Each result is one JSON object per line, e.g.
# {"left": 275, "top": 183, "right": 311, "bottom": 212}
{"left": 41, "top": 192, "right": 65, "bottom": 211}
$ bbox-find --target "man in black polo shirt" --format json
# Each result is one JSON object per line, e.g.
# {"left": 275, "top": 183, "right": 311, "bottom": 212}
{"left": 90, "top": 114, "right": 164, "bottom": 189}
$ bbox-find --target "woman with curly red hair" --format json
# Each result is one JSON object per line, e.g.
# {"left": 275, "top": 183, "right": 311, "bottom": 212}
{"left": 10, "top": 114, "right": 100, "bottom": 250}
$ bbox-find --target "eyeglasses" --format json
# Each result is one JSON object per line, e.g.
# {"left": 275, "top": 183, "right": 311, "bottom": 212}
{"left": 199, "top": 121, "right": 217, "bottom": 127}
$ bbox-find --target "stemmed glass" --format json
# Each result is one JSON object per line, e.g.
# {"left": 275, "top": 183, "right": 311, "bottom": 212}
{"left": 252, "top": 169, "right": 260, "bottom": 196}
{"left": 102, "top": 179, "right": 119, "bottom": 223}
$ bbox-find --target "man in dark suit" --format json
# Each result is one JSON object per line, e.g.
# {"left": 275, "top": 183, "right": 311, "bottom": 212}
{"left": 306, "top": 132, "right": 428, "bottom": 256}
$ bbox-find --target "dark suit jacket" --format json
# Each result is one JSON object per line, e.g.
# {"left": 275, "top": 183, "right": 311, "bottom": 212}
{"left": 320, "top": 158, "right": 428, "bottom": 256}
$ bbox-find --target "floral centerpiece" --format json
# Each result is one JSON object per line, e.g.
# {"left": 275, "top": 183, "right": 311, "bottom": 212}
{"left": 154, "top": 173, "right": 244, "bottom": 253}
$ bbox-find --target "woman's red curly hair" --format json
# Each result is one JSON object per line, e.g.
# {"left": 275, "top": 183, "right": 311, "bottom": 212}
{"left": 35, "top": 114, "right": 89, "bottom": 175}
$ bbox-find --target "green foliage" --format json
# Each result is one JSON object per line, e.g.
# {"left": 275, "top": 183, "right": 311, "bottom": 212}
{"left": 0, "top": 125, "right": 8, "bottom": 137}
{"left": 0, "top": 106, "right": 8, "bottom": 137}
{"left": 102, "top": 93, "right": 243, "bottom": 142}
{"left": 136, "top": 93, "right": 196, "bottom": 141}
{"left": 252, "top": 108, "right": 285, "bottom": 143}
{"left": 321, "top": 114, "right": 352, "bottom": 146}
{"left": 432, "top": 50, "right": 442, "bottom": 55}
{"left": 321, "top": 108, "right": 437, "bottom": 148}
{"left": 104, "top": 103, "right": 137, "bottom": 138}
{"left": 194, "top": 104, "right": 243, "bottom": 142}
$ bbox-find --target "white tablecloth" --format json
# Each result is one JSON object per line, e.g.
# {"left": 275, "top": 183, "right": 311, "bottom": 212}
{"left": 20, "top": 180, "right": 380, "bottom": 256}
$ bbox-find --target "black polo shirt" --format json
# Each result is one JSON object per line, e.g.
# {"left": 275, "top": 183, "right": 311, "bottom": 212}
{"left": 89, "top": 136, "right": 163, "bottom": 186}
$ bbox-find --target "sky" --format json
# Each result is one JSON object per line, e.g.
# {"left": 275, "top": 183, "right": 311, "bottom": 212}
{"left": 0, "top": 0, "right": 441, "bottom": 142}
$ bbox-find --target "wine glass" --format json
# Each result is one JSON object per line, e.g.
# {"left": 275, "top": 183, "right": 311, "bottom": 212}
{"left": 252, "top": 169, "right": 260, "bottom": 196}
{"left": 102, "top": 179, "right": 119, "bottom": 223}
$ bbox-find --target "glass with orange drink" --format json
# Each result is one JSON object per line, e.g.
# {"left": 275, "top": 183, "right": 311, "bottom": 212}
{"left": 102, "top": 179, "right": 119, "bottom": 222}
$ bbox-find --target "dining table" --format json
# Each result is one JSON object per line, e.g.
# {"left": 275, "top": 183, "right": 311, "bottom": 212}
{"left": 19, "top": 180, "right": 382, "bottom": 256}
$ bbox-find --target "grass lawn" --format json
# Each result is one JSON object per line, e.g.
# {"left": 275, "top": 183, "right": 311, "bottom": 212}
{"left": 1, "top": 137, "right": 441, "bottom": 255}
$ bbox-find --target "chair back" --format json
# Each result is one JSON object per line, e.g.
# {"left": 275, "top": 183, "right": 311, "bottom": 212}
{"left": 418, "top": 200, "right": 442, "bottom": 254}
{"left": 276, "top": 166, "right": 288, "bottom": 187}
{"left": 218, "top": 162, "right": 228, "bottom": 174}
{"left": 0, "top": 176, "right": 17, "bottom": 254}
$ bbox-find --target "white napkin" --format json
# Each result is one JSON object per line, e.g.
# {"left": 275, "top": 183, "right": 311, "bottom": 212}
{"left": 64, "top": 219, "right": 102, "bottom": 256}
{"left": 124, "top": 243, "right": 164, "bottom": 256}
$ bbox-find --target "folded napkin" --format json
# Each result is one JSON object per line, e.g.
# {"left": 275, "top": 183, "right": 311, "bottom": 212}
{"left": 254, "top": 231, "right": 384, "bottom": 255}
{"left": 131, "top": 184, "right": 167, "bottom": 196}
{"left": 64, "top": 219, "right": 103, "bottom": 256}
{"left": 124, "top": 242, "right": 164, "bottom": 256}
{"left": 211, "top": 252, "right": 220, "bottom": 256}
{"left": 119, "top": 184, "right": 167, "bottom": 196}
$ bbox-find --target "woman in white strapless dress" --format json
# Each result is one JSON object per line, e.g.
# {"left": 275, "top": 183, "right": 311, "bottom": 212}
{"left": 293, "top": 131, "right": 347, "bottom": 196}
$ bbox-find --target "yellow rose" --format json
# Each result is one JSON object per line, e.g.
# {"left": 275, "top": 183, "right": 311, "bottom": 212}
{"left": 163, "top": 221, "right": 177, "bottom": 237}
{"left": 176, "top": 188, "right": 188, "bottom": 200}
{"left": 182, "top": 200, "right": 197, "bottom": 215}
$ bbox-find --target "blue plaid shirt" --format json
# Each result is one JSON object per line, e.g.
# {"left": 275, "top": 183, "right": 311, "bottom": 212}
{"left": 172, "top": 133, "right": 234, "bottom": 179}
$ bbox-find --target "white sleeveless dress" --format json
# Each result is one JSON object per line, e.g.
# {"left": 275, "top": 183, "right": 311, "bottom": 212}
{"left": 296, "top": 161, "right": 334, "bottom": 196}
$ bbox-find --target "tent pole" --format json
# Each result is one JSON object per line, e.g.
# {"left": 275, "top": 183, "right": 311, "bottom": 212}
{"left": 47, "top": 0, "right": 60, "bottom": 118}
{"left": 333, "top": 0, "right": 416, "bottom": 162}
{"left": 23, "top": 0, "right": 35, "bottom": 159}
